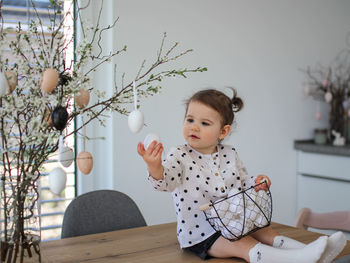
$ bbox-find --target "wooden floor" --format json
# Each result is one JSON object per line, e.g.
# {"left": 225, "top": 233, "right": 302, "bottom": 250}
{"left": 41, "top": 222, "right": 350, "bottom": 263}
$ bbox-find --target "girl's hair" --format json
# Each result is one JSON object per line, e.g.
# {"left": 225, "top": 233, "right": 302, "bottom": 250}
{"left": 185, "top": 88, "right": 243, "bottom": 126}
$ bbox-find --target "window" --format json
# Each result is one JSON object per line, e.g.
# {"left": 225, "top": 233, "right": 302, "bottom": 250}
{"left": 1, "top": 0, "right": 76, "bottom": 241}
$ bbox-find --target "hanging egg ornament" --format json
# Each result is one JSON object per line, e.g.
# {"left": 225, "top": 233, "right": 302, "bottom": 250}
{"left": 59, "top": 146, "right": 74, "bottom": 168}
{"left": 77, "top": 151, "right": 93, "bottom": 175}
{"left": 75, "top": 88, "right": 90, "bottom": 108}
{"left": 128, "top": 81, "right": 144, "bottom": 133}
{"left": 51, "top": 105, "right": 69, "bottom": 131}
{"left": 41, "top": 68, "right": 59, "bottom": 93}
{"left": 315, "top": 111, "right": 321, "bottom": 121}
{"left": 0, "top": 71, "right": 10, "bottom": 96}
{"left": 5, "top": 71, "right": 17, "bottom": 93}
{"left": 49, "top": 167, "right": 67, "bottom": 195}
{"left": 325, "top": 92, "right": 332, "bottom": 103}
{"left": 143, "top": 133, "right": 160, "bottom": 150}
{"left": 128, "top": 110, "right": 144, "bottom": 133}
{"left": 322, "top": 79, "right": 329, "bottom": 88}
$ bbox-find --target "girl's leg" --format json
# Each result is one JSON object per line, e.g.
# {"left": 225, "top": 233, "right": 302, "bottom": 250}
{"left": 319, "top": 231, "right": 346, "bottom": 263}
{"left": 207, "top": 235, "right": 258, "bottom": 262}
{"left": 207, "top": 234, "right": 328, "bottom": 263}
{"left": 250, "top": 226, "right": 279, "bottom": 246}
{"left": 251, "top": 226, "right": 306, "bottom": 249}
{"left": 251, "top": 226, "right": 347, "bottom": 262}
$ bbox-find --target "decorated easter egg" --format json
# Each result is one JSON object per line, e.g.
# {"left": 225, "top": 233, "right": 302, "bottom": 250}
{"left": 5, "top": 71, "right": 17, "bottom": 93}
{"left": 143, "top": 133, "right": 160, "bottom": 150}
{"left": 325, "top": 92, "right": 332, "bottom": 103}
{"left": 41, "top": 68, "right": 59, "bottom": 93}
{"left": 128, "top": 110, "right": 144, "bottom": 133}
{"left": 51, "top": 105, "right": 69, "bottom": 131}
{"left": 49, "top": 167, "right": 67, "bottom": 195}
{"left": 75, "top": 88, "right": 90, "bottom": 108}
{"left": 0, "top": 71, "right": 10, "bottom": 96}
{"left": 77, "top": 151, "right": 93, "bottom": 175}
{"left": 59, "top": 146, "right": 74, "bottom": 167}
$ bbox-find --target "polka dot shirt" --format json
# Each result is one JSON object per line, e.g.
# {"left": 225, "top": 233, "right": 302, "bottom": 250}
{"left": 148, "top": 144, "right": 256, "bottom": 248}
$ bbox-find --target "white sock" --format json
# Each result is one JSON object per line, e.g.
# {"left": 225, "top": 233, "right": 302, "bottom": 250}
{"left": 318, "top": 231, "right": 346, "bottom": 263}
{"left": 273, "top": 235, "right": 306, "bottom": 249}
{"left": 249, "top": 236, "right": 327, "bottom": 263}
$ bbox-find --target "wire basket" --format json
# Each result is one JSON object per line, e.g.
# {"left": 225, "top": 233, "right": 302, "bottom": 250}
{"left": 200, "top": 181, "right": 272, "bottom": 241}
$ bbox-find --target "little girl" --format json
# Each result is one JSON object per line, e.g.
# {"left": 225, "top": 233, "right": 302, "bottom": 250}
{"left": 137, "top": 88, "right": 346, "bottom": 262}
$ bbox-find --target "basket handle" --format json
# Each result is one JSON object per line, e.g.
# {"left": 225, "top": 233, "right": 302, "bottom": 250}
{"left": 199, "top": 203, "right": 212, "bottom": 211}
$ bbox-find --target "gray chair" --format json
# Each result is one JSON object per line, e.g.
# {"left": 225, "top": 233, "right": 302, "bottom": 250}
{"left": 334, "top": 254, "right": 350, "bottom": 263}
{"left": 61, "top": 190, "right": 146, "bottom": 238}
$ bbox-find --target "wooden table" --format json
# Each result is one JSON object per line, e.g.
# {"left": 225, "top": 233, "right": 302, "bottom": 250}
{"left": 42, "top": 222, "right": 350, "bottom": 263}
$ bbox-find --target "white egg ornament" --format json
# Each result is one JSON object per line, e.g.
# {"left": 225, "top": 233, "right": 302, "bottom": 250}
{"left": 0, "top": 71, "right": 10, "bottom": 96}
{"left": 59, "top": 146, "right": 74, "bottom": 168}
{"left": 325, "top": 92, "right": 332, "bottom": 103}
{"left": 128, "top": 110, "right": 144, "bottom": 133}
{"left": 49, "top": 167, "right": 67, "bottom": 195}
{"left": 143, "top": 133, "right": 160, "bottom": 150}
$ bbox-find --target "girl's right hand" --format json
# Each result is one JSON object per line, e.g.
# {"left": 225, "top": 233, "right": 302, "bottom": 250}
{"left": 137, "top": 141, "right": 164, "bottom": 179}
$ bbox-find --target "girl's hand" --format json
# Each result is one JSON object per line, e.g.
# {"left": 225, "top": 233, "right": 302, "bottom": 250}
{"left": 137, "top": 141, "right": 164, "bottom": 180}
{"left": 255, "top": 174, "right": 271, "bottom": 192}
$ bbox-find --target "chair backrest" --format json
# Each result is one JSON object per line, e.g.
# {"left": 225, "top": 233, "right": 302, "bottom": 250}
{"left": 295, "top": 208, "right": 350, "bottom": 232}
{"left": 61, "top": 190, "right": 147, "bottom": 238}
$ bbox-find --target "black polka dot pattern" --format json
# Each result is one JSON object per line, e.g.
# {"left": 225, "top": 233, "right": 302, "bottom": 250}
{"left": 147, "top": 144, "right": 255, "bottom": 248}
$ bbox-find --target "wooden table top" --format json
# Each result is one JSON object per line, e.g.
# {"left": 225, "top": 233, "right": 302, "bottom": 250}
{"left": 41, "top": 222, "right": 350, "bottom": 263}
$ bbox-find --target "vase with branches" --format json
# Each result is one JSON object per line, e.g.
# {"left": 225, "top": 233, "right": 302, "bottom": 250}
{"left": 0, "top": 0, "right": 206, "bottom": 262}
{"left": 302, "top": 45, "right": 350, "bottom": 144}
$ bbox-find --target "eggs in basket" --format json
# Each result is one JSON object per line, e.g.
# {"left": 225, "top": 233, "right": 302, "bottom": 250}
{"left": 200, "top": 181, "right": 272, "bottom": 241}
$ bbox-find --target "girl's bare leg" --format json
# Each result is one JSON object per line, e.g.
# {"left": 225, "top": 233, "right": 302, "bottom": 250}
{"left": 207, "top": 235, "right": 259, "bottom": 262}
{"left": 250, "top": 226, "right": 279, "bottom": 246}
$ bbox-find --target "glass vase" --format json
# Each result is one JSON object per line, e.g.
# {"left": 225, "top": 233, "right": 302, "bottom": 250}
{"left": 328, "top": 93, "right": 346, "bottom": 142}
{"left": 1, "top": 174, "right": 41, "bottom": 263}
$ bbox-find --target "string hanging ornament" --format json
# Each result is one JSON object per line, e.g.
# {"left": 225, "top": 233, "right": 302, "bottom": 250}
{"left": 128, "top": 81, "right": 144, "bottom": 133}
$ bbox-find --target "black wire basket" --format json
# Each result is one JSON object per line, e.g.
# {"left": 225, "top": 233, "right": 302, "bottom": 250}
{"left": 200, "top": 181, "right": 272, "bottom": 241}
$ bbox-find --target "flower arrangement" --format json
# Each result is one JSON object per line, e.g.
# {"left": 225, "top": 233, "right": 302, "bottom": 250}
{"left": 0, "top": 0, "right": 206, "bottom": 262}
{"left": 302, "top": 47, "right": 350, "bottom": 144}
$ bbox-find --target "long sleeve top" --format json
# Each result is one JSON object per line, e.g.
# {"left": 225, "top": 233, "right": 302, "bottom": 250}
{"left": 148, "top": 144, "right": 256, "bottom": 248}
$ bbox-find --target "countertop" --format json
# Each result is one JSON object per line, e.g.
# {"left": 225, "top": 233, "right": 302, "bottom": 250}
{"left": 294, "top": 140, "right": 350, "bottom": 157}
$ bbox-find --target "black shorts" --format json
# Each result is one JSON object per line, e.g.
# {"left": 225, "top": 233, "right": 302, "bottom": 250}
{"left": 184, "top": 232, "right": 222, "bottom": 260}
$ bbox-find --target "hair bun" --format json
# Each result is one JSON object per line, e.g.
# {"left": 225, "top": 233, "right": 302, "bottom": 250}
{"left": 230, "top": 88, "right": 243, "bottom": 112}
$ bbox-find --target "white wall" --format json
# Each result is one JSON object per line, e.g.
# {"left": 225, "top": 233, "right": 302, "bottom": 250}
{"left": 80, "top": 0, "right": 350, "bottom": 226}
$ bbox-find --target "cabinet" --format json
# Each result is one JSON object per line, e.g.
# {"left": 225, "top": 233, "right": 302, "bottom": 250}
{"left": 295, "top": 140, "right": 350, "bottom": 239}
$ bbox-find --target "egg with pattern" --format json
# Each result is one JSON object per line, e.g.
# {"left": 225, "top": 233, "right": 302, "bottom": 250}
{"left": 59, "top": 146, "right": 74, "bottom": 168}
{"left": 77, "top": 151, "right": 93, "bottom": 175}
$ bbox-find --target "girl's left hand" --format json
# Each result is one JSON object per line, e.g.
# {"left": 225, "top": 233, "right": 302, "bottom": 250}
{"left": 255, "top": 174, "right": 271, "bottom": 192}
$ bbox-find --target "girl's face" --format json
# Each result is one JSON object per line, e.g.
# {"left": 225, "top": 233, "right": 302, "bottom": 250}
{"left": 183, "top": 101, "right": 231, "bottom": 154}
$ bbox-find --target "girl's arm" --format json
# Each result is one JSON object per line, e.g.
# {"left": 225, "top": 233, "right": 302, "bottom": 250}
{"left": 137, "top": 141, "right": 164, "bottom": 180}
